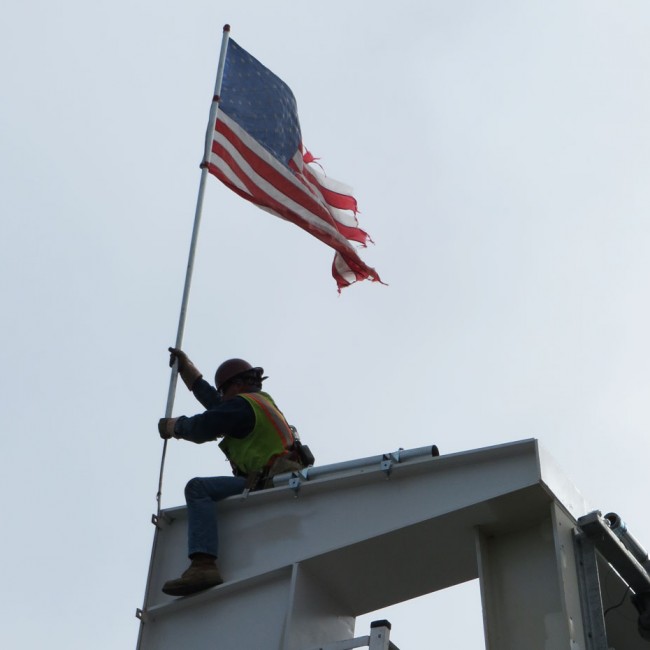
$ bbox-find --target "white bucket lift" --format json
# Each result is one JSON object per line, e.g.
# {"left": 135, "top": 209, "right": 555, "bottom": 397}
{"left": 136, "top": 439, "right": 650, "bottom": 649}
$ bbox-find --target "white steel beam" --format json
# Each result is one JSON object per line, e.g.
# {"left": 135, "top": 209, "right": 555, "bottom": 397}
{"left": 136, "top": 439, "right": 590, "bottom": 650}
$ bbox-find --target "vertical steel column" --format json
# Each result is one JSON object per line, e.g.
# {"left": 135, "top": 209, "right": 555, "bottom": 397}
{"left": 476, "top": 504, "right": 587, "bottom": 649}
{"left": 573, "top": 531, "right": 609, "bottom": 650}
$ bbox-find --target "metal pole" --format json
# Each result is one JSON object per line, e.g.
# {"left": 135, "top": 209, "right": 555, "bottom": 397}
{"left": 155, "top": 24, "right": 232, "bottom": 517}
{"left": 272, "top": 444, "right": 440, "bottom": 487}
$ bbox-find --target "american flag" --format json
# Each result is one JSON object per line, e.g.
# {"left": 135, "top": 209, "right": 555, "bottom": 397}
{"left": 204, "top": 39, "right": 381, "bottom": 291}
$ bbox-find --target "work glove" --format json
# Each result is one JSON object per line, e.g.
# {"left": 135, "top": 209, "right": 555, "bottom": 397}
{"left": 158, "top": 417, "right": 178, "bottom": 439}
{"left": 168, "top": 347, "right": 202, "bottom": 390}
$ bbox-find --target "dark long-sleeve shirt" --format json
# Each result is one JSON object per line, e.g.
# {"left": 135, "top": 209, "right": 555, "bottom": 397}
{"left": 173, "top": 378, "right": 256, "bottom": 443}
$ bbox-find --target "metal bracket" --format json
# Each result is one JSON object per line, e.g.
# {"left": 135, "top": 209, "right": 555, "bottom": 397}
{"left": 289, "top": 476, "right": 302, "bottom": 495}
{"left": 381, "top": 448, "right": 406, "bottom": 477}
{"left": 135, "top": 608, "right": 148, "bottom": 623}
{"left": 380, "top": 459, "right": 393, "bottom": 477}
{"left": 389, "top": 448, "right": 403, "bottom": 463}
{"left": 151, "top": 511, "right": 174, "bottom": 529}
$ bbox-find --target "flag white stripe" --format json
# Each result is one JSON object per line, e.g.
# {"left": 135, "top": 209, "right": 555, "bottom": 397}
{"left": 306, "top": 163, "right": 354, "bottom": 199}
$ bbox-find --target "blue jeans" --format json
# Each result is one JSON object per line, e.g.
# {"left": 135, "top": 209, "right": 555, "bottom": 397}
{"left": 184, "top": 476, "right": 247, "bottom": 558}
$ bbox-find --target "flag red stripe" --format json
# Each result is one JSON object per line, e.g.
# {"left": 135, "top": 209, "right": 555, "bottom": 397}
{"left": 210, "top": 146, "right": 356, "bottom": 257}
{"left": 207, "top": 147, "right": 372, "bottom": 270}
{"left": 210, "top": 158, "right": 376, "bottom": 291}
{"left": 216, "top": 117, "right": 370, "bottom": 248}
{"left": 298, "top": 168, "right": 369, "bottom": 241}
{"left": 214, "top": 120, "right": 339, "bottom": 230}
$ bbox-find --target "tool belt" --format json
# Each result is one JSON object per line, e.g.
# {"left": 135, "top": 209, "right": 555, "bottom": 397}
{"left": 238, "top": 439, "right": 315, "bottom": 492}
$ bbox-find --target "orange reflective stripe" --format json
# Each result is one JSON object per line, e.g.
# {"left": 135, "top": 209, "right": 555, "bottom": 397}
{"left": 245, "top": 393, "right": 294, "bottom": 448}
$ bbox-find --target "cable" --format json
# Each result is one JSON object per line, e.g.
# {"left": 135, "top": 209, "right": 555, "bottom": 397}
{"left": 604, "top": 584, "right": 631, "bottom": 617}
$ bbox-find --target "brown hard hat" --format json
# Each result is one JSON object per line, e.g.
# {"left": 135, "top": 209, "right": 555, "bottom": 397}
{"left": 215, "top": 358, "right": 264, "bottom": 390}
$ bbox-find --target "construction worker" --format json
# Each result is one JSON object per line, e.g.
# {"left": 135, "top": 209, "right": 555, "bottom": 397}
{"left": 157, "top": 348, "right": 303, "bottom": 597}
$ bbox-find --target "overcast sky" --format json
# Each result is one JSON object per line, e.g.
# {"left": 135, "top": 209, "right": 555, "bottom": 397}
{"left": 3, "top": 1, "right": 650, "bottom": 648}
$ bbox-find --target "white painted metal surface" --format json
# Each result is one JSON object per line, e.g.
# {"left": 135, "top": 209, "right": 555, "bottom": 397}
{"left": 135, "top": 438, "right": 635, "bottom": 649}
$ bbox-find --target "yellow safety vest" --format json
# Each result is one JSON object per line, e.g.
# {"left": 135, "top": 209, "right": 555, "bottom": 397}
{"left": 218, "top": 391, "right": 294, "bottom": 475}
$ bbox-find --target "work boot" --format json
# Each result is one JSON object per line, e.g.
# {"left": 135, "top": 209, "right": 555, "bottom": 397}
{"left": 161, "top": 554, "right": 223, "bottom": 597}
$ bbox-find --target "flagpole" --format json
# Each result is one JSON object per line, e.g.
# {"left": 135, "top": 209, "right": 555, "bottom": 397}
{"left": 155, "top": 24, "right": 231, "bottom": 517}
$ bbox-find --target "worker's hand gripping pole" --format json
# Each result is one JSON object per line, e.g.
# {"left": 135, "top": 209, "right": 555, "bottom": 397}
{"left": 155, "top": 24, "right": 232, "bottom": 518}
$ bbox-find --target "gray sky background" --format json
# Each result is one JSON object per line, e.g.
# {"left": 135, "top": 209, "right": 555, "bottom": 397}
{"left": 3, "top": 1, "right": 650, "bottom": 647}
